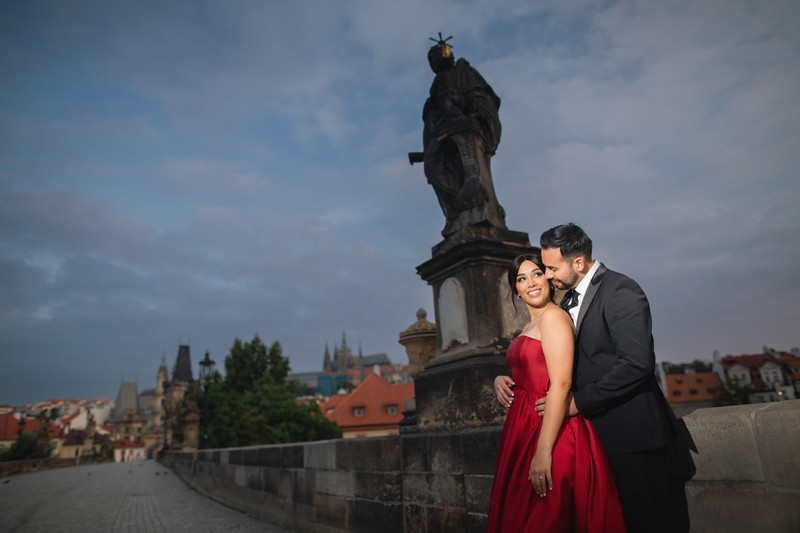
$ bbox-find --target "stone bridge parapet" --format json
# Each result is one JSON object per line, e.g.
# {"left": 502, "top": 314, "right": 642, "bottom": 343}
{"left": 160, "top": 401, "right": 800, "bottom": 533}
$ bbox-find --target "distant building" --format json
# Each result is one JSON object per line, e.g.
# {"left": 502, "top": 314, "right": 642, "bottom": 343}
{"left": 161, "top": 345, "right": 200, "bottom": 452}
{"left": 108, "top": 382, "right": 147, "bottom": 446}
{"left": 114, "top": 438, "right": 145, "bottom": 462}
{"left": 713, "top": 347, "right": 800, "bottom": 403}
{"left": 291, "top": 332, "right": 409, "bottom": 397}
{"left": 656, "top": 361, "right": 722, "bottom": 416}
{"left": 0, "top": 411, "right": 60, "bottom": 456}
{"left": 320, "top": 373, "right": 414, "bottom": 438}
{"left": 657, "top": 347, "right": 800, "bottom": 415}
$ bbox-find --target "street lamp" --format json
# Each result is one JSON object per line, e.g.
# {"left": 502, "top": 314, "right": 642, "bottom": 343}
{"left": 199, "top": 351, "right": 216, "bottom": 450}
{"left": 16, "top": 413, "right": 25, "bottom": 457}
{"left": 162, "top": 379, "right": 170, "bottom": 453}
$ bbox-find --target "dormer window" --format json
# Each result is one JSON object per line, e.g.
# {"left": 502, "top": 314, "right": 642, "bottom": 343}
{"left": 386, "top": 404, "right": 398, "bottom": 416}
{"left": 353, "top": 407, "right": 365, "bottom": 417}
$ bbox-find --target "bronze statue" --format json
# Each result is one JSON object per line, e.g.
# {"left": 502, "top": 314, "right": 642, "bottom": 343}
{"left": 410, "top": 34, "right": 507, "bottom": 239}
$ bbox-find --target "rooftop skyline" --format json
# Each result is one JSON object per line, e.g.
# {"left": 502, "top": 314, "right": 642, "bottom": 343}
{"left": 2, "top": 0, "right": 798, "bottom": 404}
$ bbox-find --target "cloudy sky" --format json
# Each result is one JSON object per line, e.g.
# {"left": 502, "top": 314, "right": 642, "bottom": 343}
{"left": 1, "top": 0, "right": 798, "bottom": 405}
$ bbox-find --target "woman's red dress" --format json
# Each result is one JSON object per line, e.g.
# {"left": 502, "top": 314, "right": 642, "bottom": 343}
{"left": 487, "top": 336, "right": 626, "bottom": 532}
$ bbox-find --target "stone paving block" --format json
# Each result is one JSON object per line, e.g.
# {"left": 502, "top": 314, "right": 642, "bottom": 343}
{"left": 428, "top": 432, "right": 463, "bottom": 473}
{"left": 304, "top": 439, "right": 337, "bottom": 470}
{"left": 258, "top": 444, "right": 304, "bottom": 468}
{"left": 464, "top": 473, "right": 493, "bottom": 514}
{"left": 313, "top": 493, "right": 352, "bottom": 530}
{"left": 402, "top": 434, "right": 429, "bottom": 472}
{"left": 467, "top": 511, "right": 488, "bottom": 533}
{"left": 354, "top": 471, "right": 402, "bottom": 502}
{"left": 234, "top": 464, "right": 247, "bottom": 487}
{"left": 351, "top": 499, "right": 403, "bottom": 533}
{"left": 461, "top": 426, "right": 501, "bottom": 474}
{"left": 402, "top": 503, "right": 426, "bottom": 533}
{"left": 754, "top": 401, "right": 800, "bottom": 488}
{"left": 402, "top": 472, "right": 465, "bottom": 507}
{"left": 336, "top": 435, "right": 401, "bottom": 472}
{"left": 684, "top": 405, "right": 764, "bottom": 481}
{"left": 687, "top": 481, "right": 800, "bottom": 533}
{"left": 315, "top": 469, "right": 355, "bottom": 498}
{"left": 293, "top": 469, "right": 316, "bottom": 506}
{"left": 0, "top": 460, "right": 288, "bottom": 532}
{"left": 425, "top": 505, "right": 467, "bottom": 531}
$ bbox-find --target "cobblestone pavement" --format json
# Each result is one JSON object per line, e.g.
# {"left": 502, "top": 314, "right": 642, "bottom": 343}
{"left": 0, "top": 460, "right": 291, "bottom": 533}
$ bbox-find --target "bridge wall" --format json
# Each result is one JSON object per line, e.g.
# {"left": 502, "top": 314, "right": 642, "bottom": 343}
{"left": 160, "top": 401, "right": 800, "bottom": 533}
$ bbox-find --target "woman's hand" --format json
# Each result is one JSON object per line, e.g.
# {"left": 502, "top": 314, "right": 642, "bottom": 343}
{"left": 528, "top": 450, "right": 553, "bottom": 497}
{"left": 494, "top": 375, "right": 515, "bottom": 408}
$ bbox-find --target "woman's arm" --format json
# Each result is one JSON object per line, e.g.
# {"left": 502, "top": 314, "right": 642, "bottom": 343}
{"left": 529, "top": 308, "right": 574, "bottom": 497}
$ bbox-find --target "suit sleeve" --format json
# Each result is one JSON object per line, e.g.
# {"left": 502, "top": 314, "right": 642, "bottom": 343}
{"left": 574, "top": 276, "right": 656, "bottom": 417}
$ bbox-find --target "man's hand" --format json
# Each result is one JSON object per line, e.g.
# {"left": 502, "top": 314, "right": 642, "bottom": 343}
{"left": 535, "top": 393, "right": 579, "bottom": 417}
{"left": 494, "top": 375, "right": 515, "bottom": 408}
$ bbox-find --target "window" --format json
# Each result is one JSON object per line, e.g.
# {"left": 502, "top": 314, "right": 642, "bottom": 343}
{"left": 675, "top": 379, "right": 684, "bottom": 384}
{"left": 707, "top": 388, "right": 717, "bottom": 394}
{"left": 696, "top": 377, "right": 704, "bottom": 383}
{"left": 689, "top": 389, "right": 698, "bottom": 395}
{"left": 672, "top": 391, "right": 682, "bottom": 396}
{"left": 353, "top": 407, "right": 364, "bottom": 417}
{"left": 386, "top": 405, "right": 398, "bottom": 416}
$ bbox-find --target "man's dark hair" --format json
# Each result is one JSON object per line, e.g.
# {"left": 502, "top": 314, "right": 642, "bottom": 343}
{"left": 540, "top": 223, "right": 593, "bottom": 260}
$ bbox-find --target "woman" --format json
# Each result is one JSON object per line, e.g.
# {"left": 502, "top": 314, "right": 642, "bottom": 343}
{"left": 486, "top": 251, "right": 625, "bottom": 533}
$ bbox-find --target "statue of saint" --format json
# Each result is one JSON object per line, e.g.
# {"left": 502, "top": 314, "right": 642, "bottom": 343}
{"left": 410, "top": 34, "right": 507, "bottom": 239}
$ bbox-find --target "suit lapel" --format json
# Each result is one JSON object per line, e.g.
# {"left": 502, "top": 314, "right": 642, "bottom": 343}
{"left": 576, "top": 263, "right": 606, "bottom": 334}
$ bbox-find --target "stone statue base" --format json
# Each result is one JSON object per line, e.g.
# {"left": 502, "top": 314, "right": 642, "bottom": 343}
{"left": 414, "top": 230, "right": 533, "bottom": 431}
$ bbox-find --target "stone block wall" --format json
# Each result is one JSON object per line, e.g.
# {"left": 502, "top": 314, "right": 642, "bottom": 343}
{"left": 683, "top": 401, "right": 800, "bottom": 533}
{"left": 161, "top": 401, "right": 800, "bottom": 533}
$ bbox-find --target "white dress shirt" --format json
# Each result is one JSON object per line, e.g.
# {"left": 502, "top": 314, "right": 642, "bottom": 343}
{"left": 568, "top": 260, "right": 601, "bottom": 325}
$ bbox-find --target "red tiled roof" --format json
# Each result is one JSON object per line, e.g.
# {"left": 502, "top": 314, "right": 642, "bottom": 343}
{"left": 0, "top": 413, "right": 60, "bottom": 440}
{"left": 665, "top": 372, "right": 721, "bottom": 403}
{"left": 720, "top": 352, "right": 800, "bottom": 389}
{"left": 720, "top": 354, "right": 771, "bottom": 369}
{"left": 114, "top": 438, "right": 144, "bottom": 449}
{"left": 779, "top": 354, "right": 800, "bottom": 368}
{"left": 60, "top": 411, "right": 80, "bottom": 427}
{"left": 0, "top": 413, "right": 21, "bottom": 440}
{"left": 320, "top": 373, "right": 414, "bottom": 433}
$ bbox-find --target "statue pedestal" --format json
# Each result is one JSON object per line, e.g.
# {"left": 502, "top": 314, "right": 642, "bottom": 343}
{"left": 414, "top": 230, "right": 533, "bottom": 431}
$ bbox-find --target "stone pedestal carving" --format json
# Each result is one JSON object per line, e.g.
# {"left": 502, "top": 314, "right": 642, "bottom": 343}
{"left": 398, "top": 308, "right": 438, "bottom": 432}
{"left": 413, "top": 233, "right": 532, "bottom": 431}
{"left": 399, "top": 308, "right": 438, "bottom": 378}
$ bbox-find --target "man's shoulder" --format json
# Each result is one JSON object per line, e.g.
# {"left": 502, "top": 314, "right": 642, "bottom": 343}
{"left": 595, "top": 268, "right": 651, "bottom": 306}
{"left": 594, "top": 266, "right": 643, "bottom": 291}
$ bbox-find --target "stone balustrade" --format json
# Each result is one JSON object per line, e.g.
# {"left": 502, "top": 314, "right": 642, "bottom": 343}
{"left": 160, "top": 400, "right": 800, "bottom": 533}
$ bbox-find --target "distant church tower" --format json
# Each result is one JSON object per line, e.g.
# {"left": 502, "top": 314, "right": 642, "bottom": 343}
{"left": 334, "top": 332, "right": 352, "bottom": 373}
{"left": 154, "top": 356, "right": 168, "bottom": 436}
{"left": 323, "top": 342, "right": 333, "bottom": 374}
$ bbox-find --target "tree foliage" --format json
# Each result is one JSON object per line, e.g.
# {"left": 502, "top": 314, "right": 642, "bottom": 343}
{"left": 0, "top": 433, "right": 45, "bottom": 462}
{"left": 207, "top": 336, "right": 340, "bottom": 448}
{"left": 713, "top": 379, "right": 755, "bottom": 407}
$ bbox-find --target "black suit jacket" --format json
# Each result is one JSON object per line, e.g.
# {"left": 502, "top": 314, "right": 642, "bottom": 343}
{"left": 573, "top": 264, "right": 674, "bottom": 454}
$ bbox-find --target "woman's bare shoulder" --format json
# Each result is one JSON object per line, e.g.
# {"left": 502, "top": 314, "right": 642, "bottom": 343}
{"left": 541, "top": 305, "right": 574, "bottom": 334}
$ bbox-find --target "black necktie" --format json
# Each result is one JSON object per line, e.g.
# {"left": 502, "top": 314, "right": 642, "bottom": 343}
{"left": 561, "top": 289, "right": 579, "bottom": 312}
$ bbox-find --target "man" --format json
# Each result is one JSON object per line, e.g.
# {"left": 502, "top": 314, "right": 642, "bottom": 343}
{"left": 537, "top": 223, "right": 689, "bottom": 533}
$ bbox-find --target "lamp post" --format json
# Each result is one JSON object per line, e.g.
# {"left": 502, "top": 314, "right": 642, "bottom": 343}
{"left": 199, "top": 351, "right": 216, "bottom": 450}
{"left": 162, "top": 379, "right": 169, "bottom": 453}
{"left": 16, "top": 413, "right": 25, "bottom": 458}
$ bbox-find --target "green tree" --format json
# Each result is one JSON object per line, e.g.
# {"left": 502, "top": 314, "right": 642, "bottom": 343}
{"left": 1, "top": 433, "right": 44, "bottom": 462}
{"left": 208, "top": 336, "right": 341, "bottom": 448}
{"left": 714, "top": 379, "right": 755, "bottom": 407}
